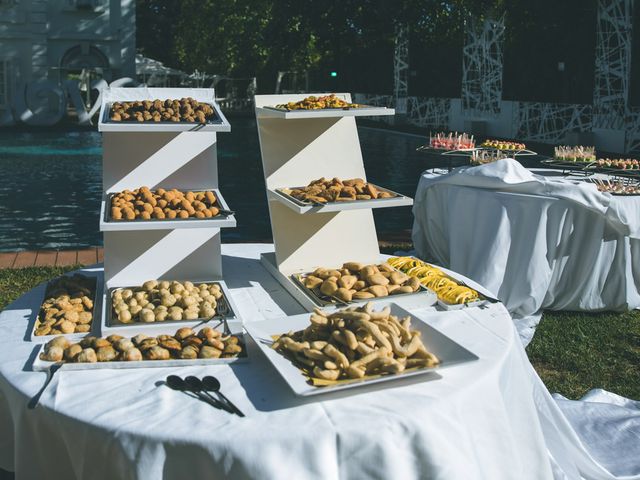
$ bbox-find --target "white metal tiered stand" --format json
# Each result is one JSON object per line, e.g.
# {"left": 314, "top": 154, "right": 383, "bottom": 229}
{"left": 254, "top": 93, "right": 428, "bottom": 311}
{"left": 97, "top": 87, "right": 237, "bottom": 335}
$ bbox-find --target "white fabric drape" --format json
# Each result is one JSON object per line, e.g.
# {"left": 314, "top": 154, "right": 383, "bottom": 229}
{"left": 412, "top": 160, "right": 640, "bottom": 322}
{"left": 0, "top": 244, "right": 638, "bottom": 479}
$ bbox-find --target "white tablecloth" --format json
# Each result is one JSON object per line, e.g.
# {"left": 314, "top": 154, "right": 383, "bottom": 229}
{"left": 412, "top": 160, "right": 640, "bottom": 329}
{"left": 0, "top": 244, "right": 638, "bottom": 480}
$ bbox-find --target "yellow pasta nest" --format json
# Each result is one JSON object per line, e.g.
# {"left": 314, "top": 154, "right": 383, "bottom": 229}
{"left": 387, "top": 257, "right": 479, "bottom": 305}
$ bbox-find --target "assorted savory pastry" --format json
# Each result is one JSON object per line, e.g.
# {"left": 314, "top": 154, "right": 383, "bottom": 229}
{"left": 272, "top": 302, "right": 439, "bottom": 384}
{"left": 298, "top": 262, "right": 422, "bottom": 303}
{"left": 594, "top": 158, "right": 640, "bottom": 170}
{"left": 481, "top": 139, "right": 526, "bottom": 150}
{"left": 592, "top": 178, "right": 640, "bottom": 194}
{"left": 39, "top": 327, "right": 244, "bottom": 363}
{"left": 387, "top": 257, "right": 480, "bottom": 305}
{"left": 34, "top": 275, "right": 96, "bottom": 336}
{"left": 111, "top": 280, "right": 224, "bottom": 324}
{"left": 110, "top": 187, "right": 222, "bottom": 221}
{"left": 280, "top": 177, "right": 396, "bottom": 204}
{"left": 109, "top": 98, "right": 216, "bottom": 123}
{"left": 554, "top": 146, "right": 596, "bottom": 163}
{"left": 429, "top": 132, "right": 475, "bottom": 150}
{"left": 274, "top": 94, "right": 360, "bottom": 111}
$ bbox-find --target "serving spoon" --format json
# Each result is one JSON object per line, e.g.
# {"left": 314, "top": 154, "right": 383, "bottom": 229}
{"left": 184, "top": 376, "right": 231, "bottom": 413}
{"left": 166, "top": 375, "right": 223, "bottom": 411}
{"left": 202, "top": 376, "right": 245, "bottom": 417}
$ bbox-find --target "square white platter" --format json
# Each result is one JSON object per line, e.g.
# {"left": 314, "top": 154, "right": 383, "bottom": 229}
{"left": 244, "top": 302, "right": 478, "bottom": 397}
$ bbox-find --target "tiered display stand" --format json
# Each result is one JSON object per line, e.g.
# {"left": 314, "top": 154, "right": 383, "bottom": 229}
{"left": 254, "top": 93, "right": 432, "bottom": 311}
{"left": 97, "top": 87, "right": 238, "bottom": 335}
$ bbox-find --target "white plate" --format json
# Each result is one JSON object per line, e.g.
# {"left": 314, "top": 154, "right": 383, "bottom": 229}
{"left": 33, "top": 323, "right": 247, "bottom": 372}
{"left": 244, "top": 302, "right": 478, "bottom": 396}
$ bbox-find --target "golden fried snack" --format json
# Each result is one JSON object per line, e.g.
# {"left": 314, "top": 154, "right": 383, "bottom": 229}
{"left": 274, "top": 94, "right": 361, "bottom": 111}
{"left": 35, "top": 274, "right": 96, "bottom": 336}
{"left": 280, "top": 177, "right": 396, "bottom": 204}
{"left": 272, "top": 303, "right": 439, "bottom": 384}
{"left": 39, "top": 328, "right": 244, "bottom": 364}
{"left": 300, "top": 262, "right": 422, "bottom": 304}
{"left": 387, "top": 257, "right": 480, "bottom": 305}
{"left": 109, "top": 98, "right": 216, "bottom": 123}
{"left": 111, "top": 280, "right": 223, "bottom": 325}
{"left": 110, "top": 187, "right": 221, "bottom": 222}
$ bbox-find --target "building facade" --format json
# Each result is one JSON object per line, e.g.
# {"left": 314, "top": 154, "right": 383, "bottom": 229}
{"left": 0, "top": 0, "right": 135, "bottom": 123}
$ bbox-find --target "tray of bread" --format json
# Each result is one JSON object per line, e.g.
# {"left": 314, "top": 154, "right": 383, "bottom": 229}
{"left": 245, "top": 302, "right": 478, "bottom": 396}
{"left": 105, "top": 187, "right": 233, "bottom": 223}
{"left": 32, "top": 274, "right": 99, "bottom": 342}
{"left": 34, "top": 323, "right": 246, "bottom": 371}
{"left": 105, "top": 97, "right": 221, "bottom": 124}
{"left": 277, "top": 177, "right": 400, "bottom": 205}
{"left": 107, "top": 279, "right": 237, "bottom": 328}
{"left": 291, "top": 261, "right": 437, "bottom": 308}
{"left": 387, "top": 257, "right": 497, "bottom": 309}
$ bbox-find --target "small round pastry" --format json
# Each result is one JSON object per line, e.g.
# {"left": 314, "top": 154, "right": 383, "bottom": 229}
{"left": 143, "top": 280, "right": 158, "bottom": 291}
{"left": 159, "top": 337, "right": 182, "bottom": 353}
{"left": 182, "top": 335, "right": 203, "bottom": 348}
{"left": 64, "top": 344, "right": 82, "bottom": 361}
{"left": 130, "top": 305, "right": 143, "bottom": 316}
{"left": 75, "top": 324, "right": 90, "bottom": 333}
{"left": 182, "top": 295, "right": 197, "bottom": 308}
{"left": 134, "top": 291, "right": 147, "bottom": 302}
{"left": 139, "top": 338, "right": 159, "bottom": 351}
{"left": 59, "top": 320, "right": 75, "bottom": 334}
{"left": 144, "top": 346, "right": 170, "bottom": 360}
{"left": 106, "top": 334, "right": 124, "bottom": 343}
{"left": 199, "top": 305, "right": 216, "bottom": 318}
{"left": 161, "top": 294, "right": 177, "bottom": 307}
{"left": 198, "top": 327, "right": 220, "bottom": 341}
{"left": 63, "top": 310, "right": 79, "bottom": 323}
{"left": 158, "top": 280, "right": 170, "bottom": 290}
{"left": 77, "top": 312, "right": 93, "bottom": 324}
{"left": 114, "top": 301, "right": 128, "bottom": 312}
{"left": 93, "top": 338, "right": 111, "bottom": 349}
{"left": 117, "top": 310, "right": 133, "bottom": 324}
{"left": 121, "top": 289, "right": 133, "bottom": 300}
{"left": 132, "top": 334, "right": 149, "bottom": 346}
{"left": 76, "top": 348, "right": 98, "bottom": 363}
{"left": 139, "top": 308, "right": 155, "bottom": 323}
{"left": 184, "top": 309, "right": 199, "bottom": 320}
{"left": 205, "top": 338, "right": 224, "bottom": 350}
{"left": 114, "top": 339, "right": 135, "bottom": 352}
{"left": 198, "top": 345, "right": 222, "bottom": 359}
{"left": 174, "top": 327, "right": 194, "bottom": 341}
{"left": 96, "top": 346, "right": 117, "bottom": 362}
{"left": 79, "top": 336, "right": 96, "bottom": 348}
{"left": 34, "top": 325, "right": 52, "bottom": 336}
{"left": 170, "top": 282, "right": 185, "bottom": 294}
{"left": 40, "top": 346, "right": 64, "bottom": 362}
{"left": 122, "top": 348, "right": 142, "bottom": 361}
{"left": 179, "top": 345, "right": 198, "bottom": 359}
{"left": 47, "top": 336, "right": 70, "bottom": 350}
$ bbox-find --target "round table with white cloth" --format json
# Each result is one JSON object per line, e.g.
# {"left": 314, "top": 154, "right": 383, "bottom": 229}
{"left": 412, "top": 159, "right": 640, "bottom": 328}
{"left": 0, "top": 244, "right": 638, "bottom": 480}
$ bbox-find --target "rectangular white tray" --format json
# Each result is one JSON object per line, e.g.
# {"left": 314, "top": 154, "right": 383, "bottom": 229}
{"left": 260, "top": 252, "right": 437, "bottom": 313}
{"left": 255, "top": 105, "right": 394, "bottom": 119}
{"left": 267, "top": 185, "right": 413, "bottom": 214}
{"left": 98, "top": 87, "right": 231, "bottom": 132}
{"left": 245, "top": 302, "right": 478, "bottom": 396}
{"left": 99, "top": 279, "right": 242, "bottom": 337}
{"left": 30, "top": 272, "right": 104, "bottom": 344}
{"left": 33, "top": 322, "right": 247, "bottom": 372}
{"left": 99, "top": 188, "right": 236, "bottom": 231}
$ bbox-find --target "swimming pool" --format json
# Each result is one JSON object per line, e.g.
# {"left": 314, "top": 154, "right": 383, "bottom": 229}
{"left": 0, "top": 118, "right": 437, "bottom": 252}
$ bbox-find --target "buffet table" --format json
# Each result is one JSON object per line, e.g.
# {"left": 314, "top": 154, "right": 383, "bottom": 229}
{"left": 2, "top": 244, "right": 638, "bottom": 480}
{"left": 412, "top": 160, "right": 640, "bottom": 329}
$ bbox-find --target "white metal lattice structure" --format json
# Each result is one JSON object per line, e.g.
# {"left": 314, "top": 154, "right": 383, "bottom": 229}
{"left": 461, "top": 16, "right": 505, "bottom": 117}
{"left": 593, "top": 0, "right": 633, "bottom": 130}
{"left": 393, "top": 25, "right": 409, "bottom": 114}
{"left": 514, "top": 102, "right": 593, "bottom": 144}
{"left": 406, "top": 97, "right": 451, "bottom": 129}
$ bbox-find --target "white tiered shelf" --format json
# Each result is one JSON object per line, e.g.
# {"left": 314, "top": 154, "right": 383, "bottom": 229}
{"left": 255, "top": 93, "right": 426, "bottom": 312}
{"left": 97, "top": 87, "right": 235, "bottom": 334}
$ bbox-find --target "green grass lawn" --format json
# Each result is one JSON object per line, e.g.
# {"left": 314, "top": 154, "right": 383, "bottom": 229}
{"left": 0, "top": 265, "right": 638, "bottom": 401}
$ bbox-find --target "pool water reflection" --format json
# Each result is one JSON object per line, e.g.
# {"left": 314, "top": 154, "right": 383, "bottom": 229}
{"left": 0, "top": 119, "right": 430, "bottom": 251}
